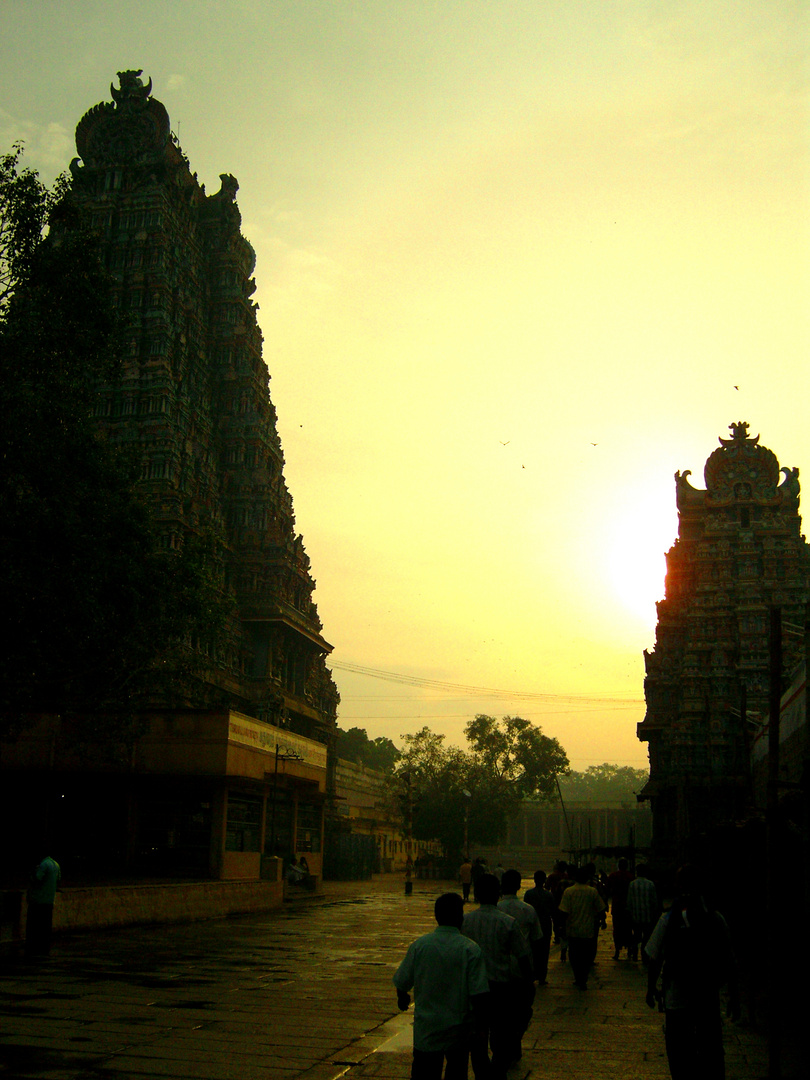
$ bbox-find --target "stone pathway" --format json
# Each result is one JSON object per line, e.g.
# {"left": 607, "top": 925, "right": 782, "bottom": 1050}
{"left": 0, "top": 876, "right": 769, "bottom": 1079}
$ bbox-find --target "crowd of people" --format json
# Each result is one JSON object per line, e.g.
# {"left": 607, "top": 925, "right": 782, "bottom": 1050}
{"left": 394, "top": 857, "right": 739, "bottom": 1080}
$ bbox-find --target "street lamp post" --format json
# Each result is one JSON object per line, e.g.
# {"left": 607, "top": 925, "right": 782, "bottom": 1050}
{"left": 462, "top": 789, "right": 472, "bottom": 856}
{"left": 269, "top": 742, "right": 302, "bottom": 857}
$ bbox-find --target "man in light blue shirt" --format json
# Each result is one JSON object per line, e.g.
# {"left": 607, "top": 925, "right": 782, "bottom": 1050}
{"left": 394, "top": 892, "right": 489, "bottom": 1080}
{"left": 26, "top": 853, "right": 61, "bottom": 957}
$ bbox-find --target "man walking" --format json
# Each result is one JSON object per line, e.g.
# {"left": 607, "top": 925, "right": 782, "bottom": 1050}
{"left": 607, "top": 857, "right": 634, "bottom": 960}
{"left": 459, "top": 857, "right": 473, "bottom": 902}
{"left": 645, "top": 865, "right": 739, "bottom": 1080}
{"left": 497, "top": 870, "right": 541, "bottom": 1058}
{"left": 523, "top": 870, "right": 555, "bottom": 984}
{"left": 557, "top": 864, "right": 606, "bottom": 989}
{"left": 626, "top": 863, "right": 659, "bottom": 962}
{"left": 462, "top": 873, "right": 532, "bottom": 1078}
{"left": 25, "top": 852, "right": 61, "bottom": 958}
{"left": 394, "top": 892, "right": 489, "bottom": 1080}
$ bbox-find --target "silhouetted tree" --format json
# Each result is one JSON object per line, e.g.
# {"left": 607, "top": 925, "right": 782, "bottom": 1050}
{"left": 389, "top": 716, "right": 569, "bottom": 858}
{"left": 0, "top": 144, "right": 64, "bottom": 316}
{"left": 335, "top": 726, "right": 400, "bottom": 772}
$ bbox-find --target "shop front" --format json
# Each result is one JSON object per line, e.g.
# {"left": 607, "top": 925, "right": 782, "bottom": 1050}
{"left": 1, "top": 709, "right": 330, "bottom": 886}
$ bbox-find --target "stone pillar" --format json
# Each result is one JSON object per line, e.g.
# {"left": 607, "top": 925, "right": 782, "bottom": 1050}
{"left": 210, "top": 787, "right": 227, "bottom": 880}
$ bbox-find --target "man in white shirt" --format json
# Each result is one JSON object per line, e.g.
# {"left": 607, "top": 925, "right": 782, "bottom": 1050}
{"left": 498, "top": 869, "right": 542, "bottom": 965}
{"left": 394, "top": 892, "right": 489, "bottom": 1080}
{"left": 497, "top": 870, "right": 541, "bottom": 1061}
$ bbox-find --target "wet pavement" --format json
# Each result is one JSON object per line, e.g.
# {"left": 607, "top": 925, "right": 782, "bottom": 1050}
{"left": 0, "top": 876, "right": 769, "bottom": 1080}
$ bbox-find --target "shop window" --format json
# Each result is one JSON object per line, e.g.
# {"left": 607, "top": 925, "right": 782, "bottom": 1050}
{"left": 296, "top": 802, "right": 321, "bottom": 853}
{"left": 137, "top": 793, "right": 211, "bottom": 875}
{"left": 265, "top": 793, "right": 293, "bottom": 856}
{"left": 225, "top": 795, "right": 262, "bottom": 852}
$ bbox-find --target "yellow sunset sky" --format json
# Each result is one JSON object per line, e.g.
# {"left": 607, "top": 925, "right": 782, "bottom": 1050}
{"left": 2, "top": 1, "right": 808, "bottom": 769}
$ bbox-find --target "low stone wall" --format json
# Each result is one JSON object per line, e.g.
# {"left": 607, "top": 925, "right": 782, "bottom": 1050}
{"left": 1, "top": 879, "right": 285, "bottom": 948}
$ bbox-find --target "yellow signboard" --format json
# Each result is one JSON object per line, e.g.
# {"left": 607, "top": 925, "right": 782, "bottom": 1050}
{"left": 227, "top": 713, "right": 328, "bottom": 769}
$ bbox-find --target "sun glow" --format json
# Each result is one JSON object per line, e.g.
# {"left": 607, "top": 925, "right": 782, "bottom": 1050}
{"left": 606, "top": 509, "right": 673, "bottom": 628}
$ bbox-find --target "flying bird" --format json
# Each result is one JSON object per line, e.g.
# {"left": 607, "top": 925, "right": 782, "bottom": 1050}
{"left": 499, "top": 440, "right": 510, "bottom": 445}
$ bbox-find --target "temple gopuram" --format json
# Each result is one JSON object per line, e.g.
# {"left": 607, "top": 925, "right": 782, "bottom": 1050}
{"left": 66, "top": 70, "right": 338, "bottom": 738}
{"left": 638, "top": 422, "right": 810, "bottom": 855}
{"left": 3, "top": 73, "right": 339, "bottom": 890}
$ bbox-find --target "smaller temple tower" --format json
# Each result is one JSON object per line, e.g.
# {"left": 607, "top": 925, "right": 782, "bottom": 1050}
{"left": 638, "top": 423, "right": 810, "bottom": 853}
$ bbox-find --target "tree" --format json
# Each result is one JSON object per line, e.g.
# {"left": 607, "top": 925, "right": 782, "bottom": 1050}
{"left": 390, "top": 728, "right": 471, "bottom": 855}
{"left": 389, "top": 716, "right": 569, "bottom": 859}
{"left": 557, "top": 763, "right": 649, "bottom": 806}
{"left": 0, "top": 144, "right": 65, "bottom": 317}
{"left": 0, "top": 146, "right": 230, "bottom": 735}
{"left": 464, "top": 714, "right": 569, "bottom": 801}
{"left": 335, "top": 726, "right": 400, "bottom": 772}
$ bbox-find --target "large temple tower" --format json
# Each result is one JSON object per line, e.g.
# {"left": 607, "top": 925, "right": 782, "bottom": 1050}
{"left": 638, "top": 423, "right": 810, "bottom": 853}
{"left": 67, "top": 71, "right": 338, "bottom": 745}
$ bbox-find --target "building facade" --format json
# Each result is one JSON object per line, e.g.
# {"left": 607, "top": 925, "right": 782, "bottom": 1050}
{"left": 333, "top": 759, "right": 442, "bottom": 875}
{"left": 3, "top": 710, "right": 330, "bottom": 883}
{"left": 474, "top": 802, "right": 653, "bottom": 872}
{"left": 638, "top": 422, "right": 810, "bottom": 853}
{"left": 2, "top": 72, "right": 339, "bottom": 886}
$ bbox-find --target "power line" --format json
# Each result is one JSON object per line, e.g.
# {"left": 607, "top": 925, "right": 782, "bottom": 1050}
{"left": 330, "top": 659, "right": 643, "bottom": 706}
{"left": 338, "top": 707, "right": 641, "bottom": 721}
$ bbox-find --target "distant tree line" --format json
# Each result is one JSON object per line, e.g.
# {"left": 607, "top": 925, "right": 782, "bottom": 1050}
{"left": 335, "top": 716, "right": 648, "bottom": 854}
{"left": 337, "top": 715, "right": 569, "bottom": 859}
{"left": 557, "top": 763, "right": 649, "bottom": 805}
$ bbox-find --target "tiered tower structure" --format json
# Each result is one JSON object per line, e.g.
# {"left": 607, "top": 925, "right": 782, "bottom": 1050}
{"left": 638, "top": 422, "right": 810, "bottom": 852}
{"left": 66, "top": 71, "right": 338, "bottom": 743}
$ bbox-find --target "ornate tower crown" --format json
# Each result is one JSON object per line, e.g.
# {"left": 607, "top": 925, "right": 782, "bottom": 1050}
{"left": 675, "top": 423, "right": 799, "bottom": 510}
{"left": 704, "top": 421, "right": 796, "bottom": 506}
{"left": 720, "top": 420, "right": 759, "bottom": 447}
{"left": 110, "top": 69, "right": 152, "bottom": 106}
{"left": 74, "top": 70, "right": 171, "bottom": 170}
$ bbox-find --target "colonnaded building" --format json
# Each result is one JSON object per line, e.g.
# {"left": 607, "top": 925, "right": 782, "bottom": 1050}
{"left": 3, "top": 72, "right": 340, "bottom": 894}
{"left": 638, "top": 422, "right": 810, "bottom": 855}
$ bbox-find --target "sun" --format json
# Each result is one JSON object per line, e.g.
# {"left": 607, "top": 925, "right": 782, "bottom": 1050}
{"left": 605, "top": 509, "right": 673, "bottom": 627}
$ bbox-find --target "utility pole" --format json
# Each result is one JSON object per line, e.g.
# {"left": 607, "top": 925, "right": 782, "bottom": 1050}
{"left": 766, "top": 606, "right": 782, "bottom": 1080}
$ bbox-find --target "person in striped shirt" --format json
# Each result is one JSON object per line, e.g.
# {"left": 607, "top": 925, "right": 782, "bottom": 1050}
{"left": 626, "top": 864, "right": 660, "bottom": 963}
{"left": 462, "top": 873, "right": 533, "bottom": 1078}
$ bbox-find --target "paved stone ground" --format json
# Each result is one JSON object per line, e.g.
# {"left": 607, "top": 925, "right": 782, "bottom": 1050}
{"left": 0, "top": 876, "right": 770, "bottom": 1080}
